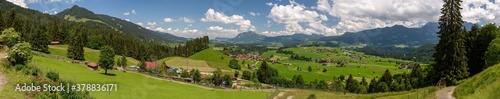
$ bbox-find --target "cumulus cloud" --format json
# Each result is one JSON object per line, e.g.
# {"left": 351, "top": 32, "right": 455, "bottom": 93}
{"left": 316, "top": 0, "right": 443, "bottom": 33}
{"left": 163, "top": 18, "right": 175, "bottom": 22}
{"left": 461, "top": 0, "right": 500, "bottom": 24}
{"left": 207, "top": 26, "right": 239, "bottom": 34}
{"left": 201, "top": 8, "right": 255, "bottom": 31}
{"left": 123, "top": 12, "right": 130, "bottom": 16}
{"left": 180, "top": 17, "right": 195, "bottom": 23}
{"left": 7, "top": 0, "right": 28, "bottom": 8}
{"left": 265, "top": 0, "right": 336, "bottom": 36}
{"left": 249, "top": 12, "right": 260, "bottom": 16}
{"left": 136, "top": 22, "right": 144, "bottom": 26}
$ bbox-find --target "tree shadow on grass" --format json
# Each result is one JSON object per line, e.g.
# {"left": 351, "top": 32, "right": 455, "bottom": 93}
{"left": 99, "top": 73, "right": 117, "bottom": 76}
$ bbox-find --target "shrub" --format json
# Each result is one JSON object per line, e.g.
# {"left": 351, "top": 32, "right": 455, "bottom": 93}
{"left": 15, "top": 64, "right": 25, "bottom": 71}
{"left": 31, "top": 67, "right": 40, "bottom": 76}
{"left": 46, "top": 71, "right": 59, "bottom": 81}
{"left": 307, "top": 94, "right": 316, "bottom": 99}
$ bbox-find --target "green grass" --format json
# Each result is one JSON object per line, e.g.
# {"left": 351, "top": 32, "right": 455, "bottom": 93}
{"left": 279, "top": 87, "right": 438, "bottom": 99}
{"left": 262, "top": 47, "right": 411, "bottom": 82}
{"left": 188, "top": 49, "right": 253, "bottom": 72}
{"left": 454, "top": 63, "right": 500, "bottom": 99}
{"left": 0, "top": 59, "right": 33, "bottom": 99}
{"left": 31, "top": 56, "right": 268, "bottom": 99}
{"left": 159, "top": 57, "right": 214, "bottom": 72}
{"left": 48, "top": 45, "right": 139, "bottom": 66}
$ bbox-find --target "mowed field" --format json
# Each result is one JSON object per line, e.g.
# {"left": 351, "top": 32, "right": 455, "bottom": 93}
{"left": 31, "top": 56, "right": 269, "bottom": 99}
{"left": 159, "top": 57, "right": 214, "bottom": 72}
{"left": 48, "top": 45, "right": 139, "bottom": 66}
{"left": 261, "top": 47, "right": 412, "bottom": 81}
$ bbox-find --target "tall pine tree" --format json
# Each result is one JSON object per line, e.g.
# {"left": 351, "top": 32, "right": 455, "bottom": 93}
{"left": 465, "top": 24, "right": 482, "bottom": 76}
{"left": 67, "top": 24, "right": 86, "bottom": 60}
{"left": 432, "top": 0, "right": 468, "bottom": 85}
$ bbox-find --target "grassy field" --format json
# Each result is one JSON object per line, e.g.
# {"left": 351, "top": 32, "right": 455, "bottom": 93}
{"left": 277, "top": 87, "right": 438, "bottom": 99}
{"left": 48, "top": 45, "right": 139, "bottom": 66}
{"left": 454, "top": 63, "right": 500, "bottom": 99}
{"left": 159, "top": 57, "right": 214, "bottom": 72}
{"left": 189, "top": 49, "right": 254, "bottom": 72}
{"left": 31, "top": 56, "right": 269, "bottom": 99}
{"left": 261, "top": 47, "right": 411, "bottom": 82}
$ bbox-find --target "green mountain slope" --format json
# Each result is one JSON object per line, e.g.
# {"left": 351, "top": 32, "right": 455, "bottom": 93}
{"left": 55, "top": 5, "right": 187, "bottom": 43}
{"left": 189, "top": 49, "right": 232, "bottom": 70}
{"left": 454, "top": 63, "right": 500, "bottom": 99}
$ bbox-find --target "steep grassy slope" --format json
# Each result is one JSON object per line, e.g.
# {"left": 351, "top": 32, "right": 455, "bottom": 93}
{"left": 454, "top": 63, "right": 500, "bottom": 99}
{"left": 189, "top": 49, "right": 232, "bottom": 70}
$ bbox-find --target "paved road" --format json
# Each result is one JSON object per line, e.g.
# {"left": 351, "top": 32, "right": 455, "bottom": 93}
{"left": 436, "top": 86, "right": 456, "bottom": 99}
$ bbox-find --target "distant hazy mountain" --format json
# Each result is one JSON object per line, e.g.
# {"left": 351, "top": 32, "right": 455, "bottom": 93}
{"left": 230, "top": 31, "right": 267, "bottom": 43}
{"left": 56, "top": 5, "right": 187, "bottom": 42}
{"left": 321, "top": 22, "right": 452, "bottom": 46}
{"left": 264, "top": 33, "right": 324, "bottom": 42}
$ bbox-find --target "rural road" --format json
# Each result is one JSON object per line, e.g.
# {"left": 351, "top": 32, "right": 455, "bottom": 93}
{"left": 436, "top": 86, "right": 456, "bottom": 99}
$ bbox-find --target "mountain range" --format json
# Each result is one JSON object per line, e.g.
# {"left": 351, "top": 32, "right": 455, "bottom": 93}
{"left": 216, "top": 22, "right": 474, "bottom": 47}
{"left": 55, "top": 5, "right": 187, "bottom": 43}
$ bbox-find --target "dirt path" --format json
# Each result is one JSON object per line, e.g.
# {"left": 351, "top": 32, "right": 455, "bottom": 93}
{"left": 436, "top": 86, "right": 456, "bottom": 99}
{"left": 0, "top": 51, "right": 8, "bottom": 92}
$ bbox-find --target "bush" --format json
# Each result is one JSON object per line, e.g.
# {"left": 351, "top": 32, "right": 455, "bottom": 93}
{"left": 15, "top": 64, "right": 25, "bottom": 71}
{"left": 31, "top": 67, "right": 40, "bottom": 76}
{"left": 46, "top": 71, "right": 59, "bottom": 81}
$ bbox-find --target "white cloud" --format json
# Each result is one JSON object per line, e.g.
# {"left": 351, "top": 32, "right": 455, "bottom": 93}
{"left": 201, "top": 8, "right": 255, "bottom": 31}
{"left": 7, "top": 0, "right": 28, "bottom": 8}
{"left": 266, "top": 0, "right": 337, "bottom": 36}
{"left": 163, "top": 18, "right": 175, "bottom": 22}
{"left": 125, "top": 19, "right": 130, "bottom": 21}
{"left": 249, "top": 12, "right": 260, "bottom": 16}
{"left": 266, "top": 2, "right": 273, "bottom": 6}
{"left": 180, "top": 17, "right": 195, "bottom": 23}
{"left": 461, "top": 0, "right": 500, "bottom": 24}
{"left": 136, "top": 22, "right": 144, "bottom": 26}
{"left": 147, "top": 22, "right": 156, "bottom": 26}
{"left": 123, "top": 12, "right": 130, "bottom": 16}
{"left": 123, "top": 10, "right": 137, "bottom": 16}
{"left": 316, "top": 0, "right": 443, "bottom": 34}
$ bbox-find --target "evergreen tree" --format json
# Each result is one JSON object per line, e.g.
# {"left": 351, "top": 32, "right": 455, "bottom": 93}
{"left": 120, "top": 56, "right": 127, "bottom": 67}
{"left": 256, "top": 61, "right": 278, "bottom": 83}
{"left": 379, "top": 69, "right": 393, "bottom": 86}
{"left": 368, "top": 77, "right": 378, "bottom": 93}
{"left": 192, "top": 69, "right": 201, "bottom": 83}
{"left": 29, "top": 27, "right": 50, "bottom": 53}
{"left": 234, "top": 70, "right": 239, "bottom": 77}
{"left": 67, "top": 26, "right": 86, "bottom": 60}
{"left": 360, "top": 77, "right": 368, "bottom": 87}
{"left": 295, "top": 75, "right": 304, "bottom": 87}
{"left": 432, "top": 0, "right": 469, "bottom": 85}
{"left": 98, "top": 46, "right": 115, "bottom": 74}
{"left": 410, "top": 63, "right": 424, "bottom": 88}
{"left": 345, "top": 74, "right": 360, "bottom": 93}
{"left": 466, "top": 24, "right": 482, "bottom": 75}
{"left": 308, "top": 66, "right": 312, "bottom": 72}
{"left": 477, "top": 24, "right": 500, "bottom": 68}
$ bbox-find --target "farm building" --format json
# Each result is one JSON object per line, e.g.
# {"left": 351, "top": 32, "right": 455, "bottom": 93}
{"left": 50, "top": 41, "right": 60, "bottom": 45}
{"left": 85, "top": 62, "right": 98, "bottom": 70}
{"left": 145, "top": 61, "right": 157, "bottom": 69}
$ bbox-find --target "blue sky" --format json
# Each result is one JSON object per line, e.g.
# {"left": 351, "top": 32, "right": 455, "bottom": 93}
{"left": 7, "top": 0, "right": 500, "bottom": 38}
